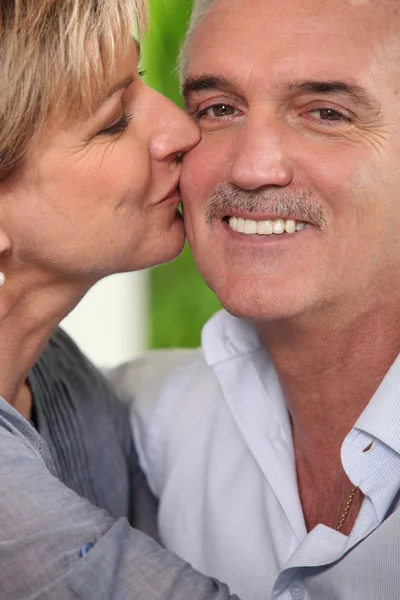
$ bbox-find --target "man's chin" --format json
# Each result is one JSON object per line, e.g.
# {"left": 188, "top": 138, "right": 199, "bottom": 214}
{"left": 212, "top": 283, "right": 310, "bottom": 323}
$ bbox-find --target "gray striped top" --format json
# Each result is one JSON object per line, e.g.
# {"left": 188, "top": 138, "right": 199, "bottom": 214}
{"left": 0, "top": 328, "right": 238, "bottom": 599}
{"left": 28, "top": 327, "right": 159, "bottom": 535}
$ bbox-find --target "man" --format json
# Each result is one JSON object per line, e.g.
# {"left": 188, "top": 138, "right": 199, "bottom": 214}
{"left": 124, "top": 0, "right": 400, "bottom": 598}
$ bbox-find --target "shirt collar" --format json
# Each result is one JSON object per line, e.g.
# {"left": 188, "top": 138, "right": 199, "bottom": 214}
{"left": 202, "top": 310, "right": 263, "bottom": 367}
{"left": 354, "top": 351, "right": 400, "bottom": 455}
{"left": 203, "top": 310, "right": 400, "bottom": 457}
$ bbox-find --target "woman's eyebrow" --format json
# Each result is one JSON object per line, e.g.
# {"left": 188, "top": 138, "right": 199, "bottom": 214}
{"left": 82, "top": 76, "right": 134, "bottom": 122}
{"left": 101, "top": 76, "right": 135, "bottom": 105}
{"left": 81, "top": 39, "right": 141, "bottom": 123}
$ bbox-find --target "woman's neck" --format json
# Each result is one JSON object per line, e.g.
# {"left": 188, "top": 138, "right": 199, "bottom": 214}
{"left": 0, "top": 273, "right": 91, "bottom": 405}
{"left": 12, "top": 382, "right": 33, "bottom": 420}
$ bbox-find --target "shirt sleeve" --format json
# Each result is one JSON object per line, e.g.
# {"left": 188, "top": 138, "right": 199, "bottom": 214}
{"left": 0, "top": 405, "right": 239, "bottom": 600}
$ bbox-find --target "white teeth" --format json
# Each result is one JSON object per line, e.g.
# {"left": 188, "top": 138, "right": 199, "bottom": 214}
{"left": 228, "top": 216, "right": 309, "bottom": 235}
{"left": 295, "top": 222, "right": 306, "bottom": 231}
{"left": 230, "top": 216, "right": 238, "bottom": 229}
{"left": 244, "top": 219, "right": 258, "bottom": 235}
{"left": 257, "top": 220, "right": 273, "bottom": 235}
{"left": 272, "top": 219, "right": 285, "bottom": 234}
{"left": 284, "top": 219, "right": 296, "bottom": 234}
{"left": 237, "top": 217, "right": 245, "bottom": 233}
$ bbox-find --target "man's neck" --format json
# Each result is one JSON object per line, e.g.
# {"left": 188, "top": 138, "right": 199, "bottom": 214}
{"left": 256, "top": 302, "right": 400, "bottom": 532}
{"left": 257, "top": 303, "right": 400, "bottom": 462}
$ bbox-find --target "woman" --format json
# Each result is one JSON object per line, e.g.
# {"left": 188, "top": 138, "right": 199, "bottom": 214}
{"left": 0, "top": 1, "right": 237, "bottom": 599}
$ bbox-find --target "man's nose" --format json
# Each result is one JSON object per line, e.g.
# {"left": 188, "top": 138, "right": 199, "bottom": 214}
{"left": 228, "top": 111, "right": 293, "bottom": 190}
{"left": 148, "top": 90, "right": 201, "bottom": 161}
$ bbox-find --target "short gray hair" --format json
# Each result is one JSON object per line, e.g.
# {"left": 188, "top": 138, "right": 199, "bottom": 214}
{"left": 178, "top": 0, "right": 216, "bottom": 82}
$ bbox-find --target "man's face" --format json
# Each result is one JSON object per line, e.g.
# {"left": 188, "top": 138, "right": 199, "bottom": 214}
{"left": 181, "top": 0, "right": 400, "bottom": 322}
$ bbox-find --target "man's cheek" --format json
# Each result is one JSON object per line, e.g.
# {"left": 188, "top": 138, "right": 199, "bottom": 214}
{"left": 181, "top": 150, "right": 209, "bottom": 196}
{"left": 182, "top": 140, "right": 226, "bottom": 197}
{"left": 182, "top": 194, "right": 205, "bottom": 254}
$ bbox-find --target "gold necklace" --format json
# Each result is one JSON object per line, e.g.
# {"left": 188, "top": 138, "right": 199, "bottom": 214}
{"left": 336, "top": 485, "right": 358, "bottom": 532}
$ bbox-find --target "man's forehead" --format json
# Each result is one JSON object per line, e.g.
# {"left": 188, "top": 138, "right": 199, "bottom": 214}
{"left": 191, "top": 0, "right": 399, "bottom": 40}
{"left": 346, "top": 0, "right": 394, "bottom": 5}
{"left": 187, "top": 0, "right": 400, "bottom": 82}
{"left": 203, "top": 0, "right": 398, "bottom": 12}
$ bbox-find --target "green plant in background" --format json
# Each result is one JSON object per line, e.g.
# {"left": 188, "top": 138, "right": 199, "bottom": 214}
{"left": 143, "top": 0, "right": 220, "bottom": 349}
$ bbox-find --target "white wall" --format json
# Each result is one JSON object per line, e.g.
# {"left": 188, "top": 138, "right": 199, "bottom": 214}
{"left": 62, "top": 271, "right": 148, "bottom": 368}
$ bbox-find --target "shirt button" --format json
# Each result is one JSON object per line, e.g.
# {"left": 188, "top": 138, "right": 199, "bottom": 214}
{"left": 290, "top": 581, "right": 306, "bottom": 600}
{"left": 80, "top": 542, "right": 96, "bottom": 557}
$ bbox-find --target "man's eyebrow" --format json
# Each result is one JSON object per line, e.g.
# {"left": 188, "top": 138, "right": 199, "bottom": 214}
{"left": 183, "top": 75, "right": 381, "bottom": 114}
{"left": 286, "top": 80, "right": 381, "bottom": 112}
{"left": 182, "top": 75, "right": 235, "bottom": 104}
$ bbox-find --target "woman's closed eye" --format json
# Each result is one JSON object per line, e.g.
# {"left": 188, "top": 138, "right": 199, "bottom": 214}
{"left": 94, "top": 72, "right": 145, "bottom": 138}
{"left": 97, "top": 111, "right": 133, "bottom": 137}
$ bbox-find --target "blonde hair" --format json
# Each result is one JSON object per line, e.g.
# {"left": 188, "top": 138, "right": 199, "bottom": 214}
{"left": 178, "top": 0, "right": 215, "bottom": 82}
{"left": 0, "top": 0, "right": 148, "bottom": 178}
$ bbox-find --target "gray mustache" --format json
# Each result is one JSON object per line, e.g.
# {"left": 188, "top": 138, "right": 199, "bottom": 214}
{"left": 204, "top": 183, "right": 328, "bottom": 229}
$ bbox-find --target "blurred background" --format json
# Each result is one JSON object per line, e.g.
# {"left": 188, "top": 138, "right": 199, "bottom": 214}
{"left": 62, "top": 0, "right": 220, "bottom": 367}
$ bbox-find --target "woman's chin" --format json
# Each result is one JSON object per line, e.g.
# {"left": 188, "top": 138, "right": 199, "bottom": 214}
{"left": 128, "top": 217, "right": 186, "bottom": 272}
{"left": 154, "top": 220, "right": 186, "bottom": 266}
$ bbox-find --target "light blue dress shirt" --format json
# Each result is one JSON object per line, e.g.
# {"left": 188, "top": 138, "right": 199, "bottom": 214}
{"left": 129, "top": 309, "right": 400, "bottom": 600}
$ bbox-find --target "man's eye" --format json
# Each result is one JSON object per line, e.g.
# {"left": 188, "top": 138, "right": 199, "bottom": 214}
{"left": 199, "top": 103, "right": 236, "bottom": 118}
{"left": 98, "top": 112, "right": 133, "bottom": 136}
{"left": 310, "top": 108, "right": 348, "bottom": 122}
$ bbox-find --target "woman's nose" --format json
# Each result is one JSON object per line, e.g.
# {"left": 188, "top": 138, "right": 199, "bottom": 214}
{"left": 148, "top": 90, "right": 201, "bottom": 161}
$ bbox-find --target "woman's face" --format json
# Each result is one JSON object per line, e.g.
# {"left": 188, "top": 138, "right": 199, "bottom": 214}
{"left": 6, "top": 42, "right": 200, "bottom": 283}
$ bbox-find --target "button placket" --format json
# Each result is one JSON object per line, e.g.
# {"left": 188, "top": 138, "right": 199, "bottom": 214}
{"left": 289, "top": 581, "right": 306, "bottom": 600}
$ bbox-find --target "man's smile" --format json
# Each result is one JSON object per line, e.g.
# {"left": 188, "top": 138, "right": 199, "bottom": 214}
{"left": 226, "top": 216, "right": 312, "bottom": 236}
